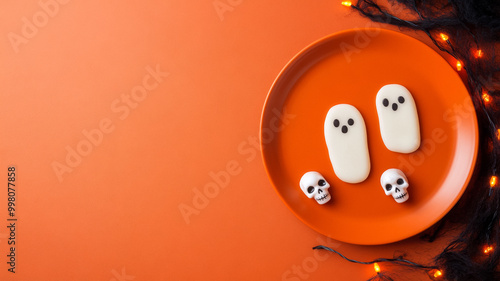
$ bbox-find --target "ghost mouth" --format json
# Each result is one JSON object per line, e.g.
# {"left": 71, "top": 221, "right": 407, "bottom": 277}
{"left": 395, "top": 192, "right": 407, "bottom": 200}
{"left": 316, "top": 194, "right": 330, "bottom": 201}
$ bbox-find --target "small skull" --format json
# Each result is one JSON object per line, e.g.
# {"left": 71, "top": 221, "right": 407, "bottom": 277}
{"left": 380, "top": 169, "right": 409, "bottom": 203}
{"left": 299, "top": 171, "right": 331, "bottom": 205}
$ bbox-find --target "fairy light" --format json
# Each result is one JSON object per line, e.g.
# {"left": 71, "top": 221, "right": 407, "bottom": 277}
{"left": 490, "top": 176, "right": 498, "bottom": 188}
{"left": 482, "top": 92, "right": 492, "bottom": 104}
{"left": 433, "top": 270, "right": 443, "bottom": 278}
{"left": 484, "top": 245, "right": 494, "bottom": 254}
{"left": 475, "top": 49, "right": 484, "bottom": 58}
{"left": 497, "top": 129, "right": 500, "bottom": 141}
{"left": 440, "top": 33, "right": 449, "bottom": 41}
{"left": 341, "top": 1, "right": 352, "bottom": 7}
{"left": 373, "top": 262, "right": 381, "bottom": 274}
{"left": 428, "top": 269, "right": 444, "bottom": 279}
{"left": 456, "top": 61, "right": 462, "bottom": 71}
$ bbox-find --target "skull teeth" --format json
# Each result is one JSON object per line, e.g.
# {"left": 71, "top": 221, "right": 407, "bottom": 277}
{"left": 316, "top": 194, "right": 330, "bottom": 201}
{"left": 395, "top": 193, "right": 407, "bottom": 199}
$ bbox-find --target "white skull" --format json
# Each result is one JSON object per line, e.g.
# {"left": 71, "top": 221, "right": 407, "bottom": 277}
{"left": 380, "top": 169, "right": 409, "bottom": 203}
{"left": 299, "top": 172, "right": 331, "bottom": 205}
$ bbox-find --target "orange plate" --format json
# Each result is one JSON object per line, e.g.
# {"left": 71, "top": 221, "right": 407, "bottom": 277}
{"left": 260, "top": 28, "right": 478, "bottom": 245}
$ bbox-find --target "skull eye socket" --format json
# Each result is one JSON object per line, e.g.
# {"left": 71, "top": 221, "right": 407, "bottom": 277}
{"left": 307, "top": 186, "right": 315, "bottom": 194}
{"left": 397, "top": 178, "right": 404, "bottom": 185}
{"left": 398, "top": 96, "right": 405, "bottom": 103}
{"left": 318, "top": 179, "right": 326, "bottom": 186}
{"left": 385, "top": 184, "right": 392, "bottom": 191}
{"left": 333, "top": 119, "right": 340, "bottom": 127}
{"left": 383, "top": 98, "right": 389, "bottom": 107}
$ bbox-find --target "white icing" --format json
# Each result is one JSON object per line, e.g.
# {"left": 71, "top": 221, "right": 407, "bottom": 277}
{"left": 299, "top": 171, "right": 331, "bottom": 205}
{"left": 380, "top": 168, "right": 409, "bottom": 203}
{"left": 324, "top": 104, "right": 370, "bottom": 183}
{"left": 376, "top": 84, "right": 421, "bottom": 153}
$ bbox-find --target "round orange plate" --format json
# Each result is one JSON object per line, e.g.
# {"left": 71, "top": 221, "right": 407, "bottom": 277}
{"left": 260, "top": 28, "right": 478, "bottom": 245}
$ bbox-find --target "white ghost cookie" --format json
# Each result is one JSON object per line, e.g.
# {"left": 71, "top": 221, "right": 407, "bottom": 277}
{"left": 376, "top": 84, "right": 420, "bottom": 153}
{"left": 299, "top": 171, "right": 331, "bottom": 205}
{"left": 324, "top": 104, "right": 370, "bottom": 183}
{"left": 380, "top": 168, "right": 409, "bottom": 203}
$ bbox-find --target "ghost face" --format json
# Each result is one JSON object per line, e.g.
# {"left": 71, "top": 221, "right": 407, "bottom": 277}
{"left": 379, "top": 89, "right": 407, "bottom": 112}
{"left": 380, "top": 169, "right": 409, "bottom": 203}
{"left": 299, "top": 172, "right": 331, "bottom": 204}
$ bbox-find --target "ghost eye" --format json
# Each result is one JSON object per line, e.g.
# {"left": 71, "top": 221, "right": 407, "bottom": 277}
{"left": 318, "top": 180, "right": 326, "bottom": 186}
{"left": 397, "top": 178, "right": 404, "bottom": 185}
{"left": 385, "top": 184, "right": 392, "bottom": 191}
{"left": 347, "top": 118, "right": 354, "bottom": 126}
{"left": 333, "top": 119, "right": 340, "bottom": 127}
{"left": 383, "top": 98, "right": 389, "bottom": 107}
{"left": 398, "top": 96, "right": 405, "bottom": 103}
{"left": 307, "top": 186, "right": 315, "bottom": 194}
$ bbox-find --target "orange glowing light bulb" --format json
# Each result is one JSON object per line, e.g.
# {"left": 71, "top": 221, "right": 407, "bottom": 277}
{"left": 491, "top": 176, "right": 498, "bottom": 188}
{"left": 475, "top": 49, "right": 484, "bottom": 58}
{"left": 433, "top": 270, "right": 443, "bottom": 278}
{"left": 373, "top": 263, "right": 381, "bottom": 273}
{"left": 440, "top": 33, "right": 449, "bottom": 41}
{"left": 341, "top": 1, "right": 352, "bottom": 7}
{"left": 484, "top": 245, "right": 494, "bottom": 254}
{"left": 456, "top": 61, "right": 462, "bottom": 71}
{"left": 482, "top": 92, "right": 492, "bottom": 104}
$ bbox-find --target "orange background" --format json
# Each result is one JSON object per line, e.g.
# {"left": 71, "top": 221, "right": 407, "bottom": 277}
{"left": 0, "top": 1, "right": 465, "bottom": 280}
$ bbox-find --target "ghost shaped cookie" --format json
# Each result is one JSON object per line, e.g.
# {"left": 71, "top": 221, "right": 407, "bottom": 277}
{"left": 324, "top": 104, "right": 370, "bottom": 183}
{"left": 376, "top": 84, "right": 421, "bottom": 153}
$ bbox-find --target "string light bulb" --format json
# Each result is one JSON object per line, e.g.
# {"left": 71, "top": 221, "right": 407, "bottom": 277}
{"left": 490, "top": 176, "right": 498, "bottom": 188}
{"left": 496, "top": 129, "right": 500, "bottom": 141}
{"left": 373, "top": 262, "right": 381, "bottom": 274}
{"left": 440, "top": 33, "right": 449, "bottom": 41}
{"left": 341, "top": 1, "right": 352, "bottom": 7}
{"left": 456, "top": 61, "right": 462, "bottom": 71}
{"left": 484, "top": 245, "right": 494, "bottom": 254}
{"left": 433, "top": 270, "right": 443, "bottom": 278}
{"left": 475, "top": 49, "right": 484, "bottom": 58}
{"left": 482, "top": 92, "right": 492, "bottom": 104}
